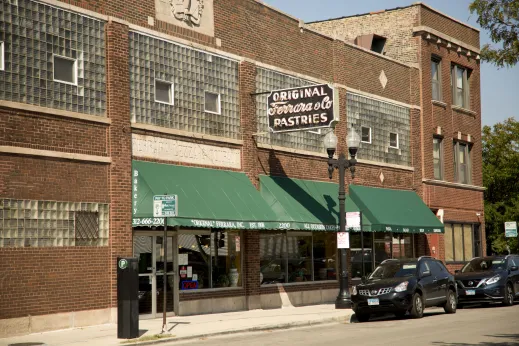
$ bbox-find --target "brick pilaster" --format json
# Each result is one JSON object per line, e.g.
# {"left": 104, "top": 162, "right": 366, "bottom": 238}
{"left": 106, "top": 20, "right": 133, "bottom": 307}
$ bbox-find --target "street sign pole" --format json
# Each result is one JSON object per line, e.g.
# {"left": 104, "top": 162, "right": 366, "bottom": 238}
{"left": 162, "top": 215, "right": 167, "bottom": 333}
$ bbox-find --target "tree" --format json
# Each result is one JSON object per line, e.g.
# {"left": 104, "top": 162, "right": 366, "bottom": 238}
{"left": 469, "top": 0, "right": 519, "bottom": 68}
{"left": 482, "top": 117, "right": 519, "bottom": 254}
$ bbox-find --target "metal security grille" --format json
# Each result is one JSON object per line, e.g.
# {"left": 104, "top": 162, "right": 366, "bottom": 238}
{"left": 0, "top": 0, "right": 106, "bottom": 115}
{"left": 255, "top": 68, "right": 325, "bottom": 153}
{"left": 347, "top": 93, "right": 411, "bottom": 166}
{"left": 75, "top": 211, "right": 99, "bottom": 245}
{"left": 129, "top": 32, "right": 240, "bottom": 139}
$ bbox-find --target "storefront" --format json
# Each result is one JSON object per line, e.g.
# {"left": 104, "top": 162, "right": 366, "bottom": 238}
{"left": 131, "top": 161, "right": 445, "bottom": 316}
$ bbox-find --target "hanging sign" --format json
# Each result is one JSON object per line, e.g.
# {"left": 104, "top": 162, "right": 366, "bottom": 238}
{"left": 267, "top": 84, "right": 337, "bottom": 133}
{"left": 346, "top": 211, "right": 361, "bottom": 231}
{"left": 505, "top": 222, "right": 517, "bottom": 238}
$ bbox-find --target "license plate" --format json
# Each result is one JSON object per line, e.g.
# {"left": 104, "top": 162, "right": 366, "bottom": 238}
{"left": 367, "top": 298, "right": 379, "bottom": 306}
{"left": 466, "top": 290, "right": 475, "bottom": 295}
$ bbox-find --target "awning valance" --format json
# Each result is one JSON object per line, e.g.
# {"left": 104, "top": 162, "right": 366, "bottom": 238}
{"left": 132, "top": 161, "right": 279, "bottom": 229}
{"left": 349, "top": 185, "right": 444, "bottom": 234}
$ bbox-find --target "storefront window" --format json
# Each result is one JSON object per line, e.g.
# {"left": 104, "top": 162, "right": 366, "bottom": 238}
{"left": 211, "top": 230, "right": 242, "bottom": 288}
{"left": 178, "top": 230, "right": 243, "bottom": 290}
{"left": 260, "top": 232, "right": 287, "bottom": 285}
{"left": 260, "top": 231, "right": 337, "bottom": 285}
{"left": 445, "top": 223, "right": 479, "bottom": 262}
{"left": 287, "top": 233, "right": 312, "bottom": 282}
{"left": 392, "top": 234, "right": 414, "bottom": 259}
{"left": 313, "top": 232, "right": 337, "bottom": 281}
{"left": 350, "top": 232, "right": 373, "bottom": 278}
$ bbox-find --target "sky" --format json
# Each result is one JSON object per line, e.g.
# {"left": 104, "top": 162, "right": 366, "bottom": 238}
{"left": 263, "top": 0, "right": 519, "bottom": 127}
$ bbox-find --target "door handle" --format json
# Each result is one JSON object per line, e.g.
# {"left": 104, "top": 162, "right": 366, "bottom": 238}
{"left": 432, "top": 277, "right": 438, "bottom": 283}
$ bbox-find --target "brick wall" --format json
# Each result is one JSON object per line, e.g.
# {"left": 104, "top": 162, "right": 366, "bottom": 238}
{"left": 0, "top": 247, "right": 110, "bottom": 319}
{"left": 420, "top": 6, "right": 480, "bottom": 48}
{"left": 309, "top": 5, "right": 420, "bottom": 65}
{"left": 0, "top": 155, "right": 109, "bottom": 203}
{"left": 0, "top": 108, "right": 108, "bottom": 157}
{"left": 106, "top": 21, "right": 133, "bottom": 307}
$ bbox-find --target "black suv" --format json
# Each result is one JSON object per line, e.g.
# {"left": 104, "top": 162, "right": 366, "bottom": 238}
{"left": 455, "top": 255, "right": 519, "bottom": 307}
{"left": 351, "top": 257, "right": 457, "bottom": 322}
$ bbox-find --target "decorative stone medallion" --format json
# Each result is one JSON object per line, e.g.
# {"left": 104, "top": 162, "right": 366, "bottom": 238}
{"left": 155, "top": 0, "right": 215, "bottom": 37}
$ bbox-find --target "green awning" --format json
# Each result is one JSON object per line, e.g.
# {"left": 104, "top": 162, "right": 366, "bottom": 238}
{"left": 349, "top": 185, "right": 444, "bottom": 234}
{"left": 259, "top": 175, "right": 369, "bottom": 231}
{"left": 132, "top": 161, "right": 279, "bottom": 229}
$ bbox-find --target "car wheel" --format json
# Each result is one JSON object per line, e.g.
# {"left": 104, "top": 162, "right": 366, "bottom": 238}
{"left": 355, "top": 313, "right": 370, "bottom": 322}
{"left": 410, "top": 292, "right": 424, "bottom": 319}
{"left": 444, "top": 289, "right": 457, "bottom": 314}
{"left": 503, "top": 284, "right": 514, "bottom": 306}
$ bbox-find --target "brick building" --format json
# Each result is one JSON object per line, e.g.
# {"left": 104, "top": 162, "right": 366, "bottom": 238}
{"left": 0, "top": 0, "right": 484, "bottom": 337}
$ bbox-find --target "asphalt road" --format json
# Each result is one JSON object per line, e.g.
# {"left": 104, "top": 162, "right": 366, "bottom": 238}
{"left": 168, "top": 304, "right": 519, "bottom": 346}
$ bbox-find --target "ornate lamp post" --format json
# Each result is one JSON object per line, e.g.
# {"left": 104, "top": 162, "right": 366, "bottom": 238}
{"left": 323, "top": 128, "right": 361, "bottom": 309}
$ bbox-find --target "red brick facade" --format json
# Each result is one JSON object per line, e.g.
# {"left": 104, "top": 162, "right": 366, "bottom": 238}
{"left": 0, "top": 0, "right": 483, "bottom": 333}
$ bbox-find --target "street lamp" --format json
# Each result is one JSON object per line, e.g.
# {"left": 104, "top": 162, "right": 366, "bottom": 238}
{"left": 323, "top": 128, "right": 361, "bottom": 309}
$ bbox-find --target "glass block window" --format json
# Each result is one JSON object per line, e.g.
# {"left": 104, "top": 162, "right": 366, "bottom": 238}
{"left": 0, "top": 199, "right": 109, "bottom": 247}
{"left": 155, "top": 79, "right": 174, "bottom": 105}
{"left": 130, "top": 32, "right": 240, "bottom": 139}
{"left": 347, "top": 93, "right": 411, "bottom": 166}
{"left": 0, "top": 0, "right": 106, "bottom": 115}
{"left": 256, "top": 68, "right": 324, "bottom": 153}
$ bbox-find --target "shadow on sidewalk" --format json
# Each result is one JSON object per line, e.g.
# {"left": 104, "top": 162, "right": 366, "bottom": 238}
{"left": 168, "top": 321, "right": 191, "bottom": 332}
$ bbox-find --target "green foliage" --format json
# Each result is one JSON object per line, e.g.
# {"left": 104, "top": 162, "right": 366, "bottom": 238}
{"left": 482, "top": 118, "right": 519, "bottom": 254}
{"left": 469, "top": 0, "right": 519, "bottom": 68}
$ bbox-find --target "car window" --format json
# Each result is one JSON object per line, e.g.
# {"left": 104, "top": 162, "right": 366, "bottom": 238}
{"left": 509, "top": 258, "right": 517, "bottom": 268}
{"left": 430, "top": 261, "right": 445, "bottom": 277}
{"left": 419, "top": 261, "right": 430, "bottom": 274}
{"left": 461, "top": 258, "right": 506, "bottom": 272}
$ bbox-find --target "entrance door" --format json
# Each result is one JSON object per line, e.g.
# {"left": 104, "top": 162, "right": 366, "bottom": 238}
{"left": 133, "top": 234, "right": 176, "bottom": 318}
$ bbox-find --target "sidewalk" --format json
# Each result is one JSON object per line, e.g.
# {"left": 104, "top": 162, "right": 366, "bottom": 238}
{"left": 0, "top": 305, "right": 354, "bottom": 346}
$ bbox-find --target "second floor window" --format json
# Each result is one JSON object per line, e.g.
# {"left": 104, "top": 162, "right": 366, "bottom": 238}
{"left": 451, "top": 65, "right": 470, "bottom": 109}
{"left": 454, "top": 142, "right": 471, "bottom": 184}
{"left": 361, "top": 126, "right": 371, "bottom": 143}
{"left": 0, "top": 41, "right": 4, "bottom": 71}
{"left": 433, "top": 137, "right": 443, "bottom": 180}
{"left": 431, "top": 57, "right": 441, "bottom": 101}
{"left": 53, "top": 55, "right": 78, "bottom": 85}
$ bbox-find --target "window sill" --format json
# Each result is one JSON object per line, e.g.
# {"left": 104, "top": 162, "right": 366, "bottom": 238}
{"left": 179, "top": 287, "right": 244, "bottom": 294}
{"left": 432, "top": 100, "right": 447, "bottom": 108}
{"left": 422, "top": 179, "right": 486, "bottom": 192}
{"left": 261, "top": 280, "right": 338, "bottom": 288}
{"left": 451, "top": 105, "right": 477, "bottom": 116}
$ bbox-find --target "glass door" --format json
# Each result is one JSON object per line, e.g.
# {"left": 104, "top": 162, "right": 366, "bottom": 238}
{"left": 133, "top": 233, "right": 176, "bottom": 318}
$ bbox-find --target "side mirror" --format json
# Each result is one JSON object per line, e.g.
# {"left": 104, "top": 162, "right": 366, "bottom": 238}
{"left": 421, "top": 270, "right": 431, "bottom": 278}
{"left": 510, "top": 266, "right": 518, "bottom": 272}
{"left": 454, "top": 270, "right": 460, "bottom": 274}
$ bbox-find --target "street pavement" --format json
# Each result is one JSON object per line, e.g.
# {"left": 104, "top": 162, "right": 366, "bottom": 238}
{"left": 169, "top": 304, "right": 519, "bottom": 346}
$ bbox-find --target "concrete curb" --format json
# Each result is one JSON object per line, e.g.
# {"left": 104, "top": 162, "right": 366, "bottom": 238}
{"left": 123, "top": 313, "right": 354, "bottom": 345}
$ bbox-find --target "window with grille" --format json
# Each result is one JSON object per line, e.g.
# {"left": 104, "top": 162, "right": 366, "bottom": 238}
{"left": 444, "top": 223, "right": 480, "bottom": 262}
{"left": 75, "top": 211, "right": 100, "bottom": 246}
{"left": 0, "top": 199, "right": 109, "bottom": 247}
